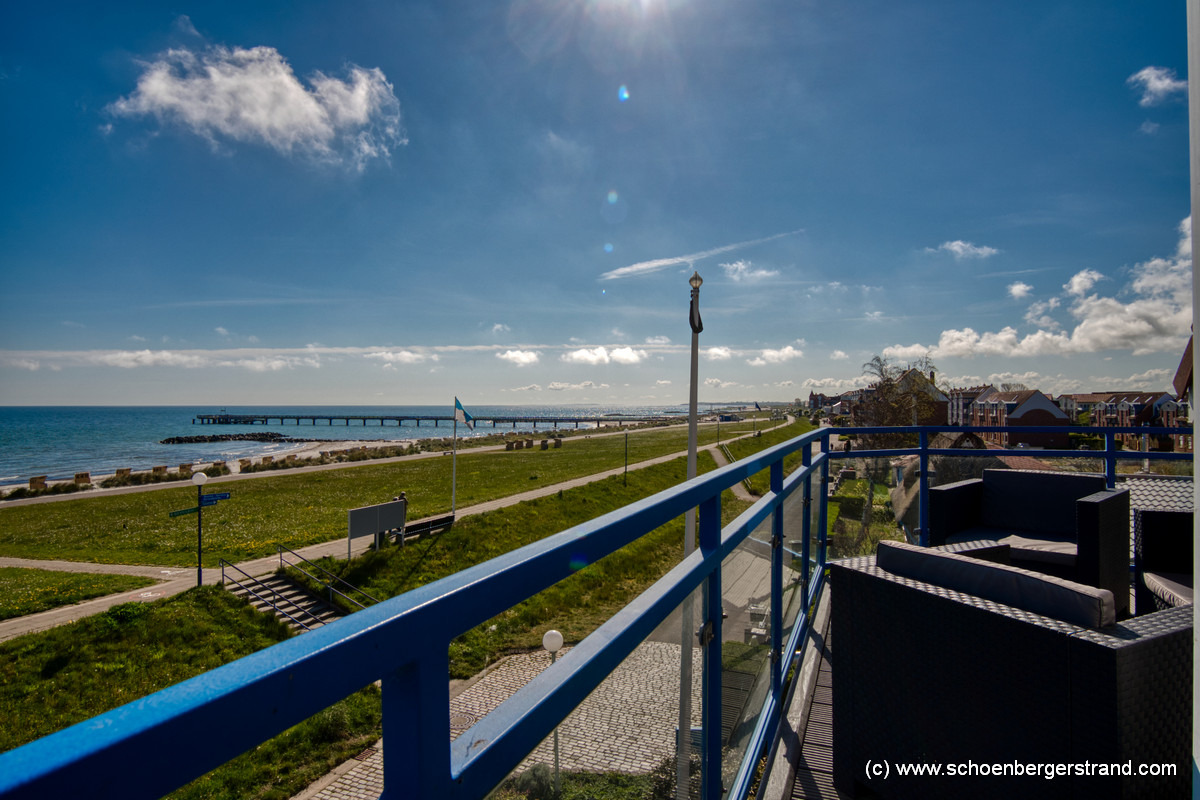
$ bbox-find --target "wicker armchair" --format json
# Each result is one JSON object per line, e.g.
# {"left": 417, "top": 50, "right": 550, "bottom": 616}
{"left": 928, "top": 469, "right": 1130, "bottom": 617}
{"left": 831, "top": 543, "right": 1192, "bottom": 799}
{"left": 1134, "top": 508, "right": 1194, "bottom": 613}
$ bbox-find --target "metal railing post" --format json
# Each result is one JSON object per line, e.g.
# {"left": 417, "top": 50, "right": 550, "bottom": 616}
{"left": 817, "top": 437, "right": 830, "bottom": 570}
{"left": 1104, "top": 431, "right": 1118, "bottom": 488}
{"left": 698, "top": 494, "right": 723, "bottom": 800}
{"left": 770, "top": 458, "right": 784, "bottom": 694}
{"left": 800, "top": 445, "right": 813, "bottom": 606}
{"left": 380, "top": 654, "right": 448, "bottom": 799}
{"left": 918, "top": 430, "right": 930, "bottom": 547}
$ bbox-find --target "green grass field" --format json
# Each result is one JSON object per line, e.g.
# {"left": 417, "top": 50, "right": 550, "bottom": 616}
{"left": 0, "top": 567, "right": 156, "bottom": 620}
{"left": 0, "top": 417, "right": 795, "bottom": 567}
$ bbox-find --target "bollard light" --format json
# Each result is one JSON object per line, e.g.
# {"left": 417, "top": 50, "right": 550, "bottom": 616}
{"left": 542, "top": 629, "right": 563, "bottom": 795}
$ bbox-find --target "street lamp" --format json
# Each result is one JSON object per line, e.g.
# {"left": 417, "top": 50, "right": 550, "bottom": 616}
{"left": 679, "top": 270, "right": 702, "bottom": 800}
{"left": 542, "top": 630, "right": 564, "bottom": 795}
{"left": 192, "top": 471, "right": 208, "bottom": 587}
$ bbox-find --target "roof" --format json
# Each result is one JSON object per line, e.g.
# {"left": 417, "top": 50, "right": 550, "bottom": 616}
{"left": 1172, "top": 336, "right": 1192, "bottom": 398}
{"left": 1120, "top": 473, "right": 1195, "bottom": 513}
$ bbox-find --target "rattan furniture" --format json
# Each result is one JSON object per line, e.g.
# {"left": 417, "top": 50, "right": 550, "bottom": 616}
{"left": 928, "top": 469, "right": 1130, "bottom": 617}
{"left": 831, "top": 542, "right": 1192, "bottom": 799}
{"left": 1134, "top": 508, "right": 1194, "bottom": 613}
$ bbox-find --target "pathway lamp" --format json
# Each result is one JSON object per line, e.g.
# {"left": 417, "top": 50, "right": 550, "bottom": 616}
{"left": 192, "top": 471, "right": 208, "bottom": 587}
{"left": 542, "top": 630, "right": 564, "bottom": 795}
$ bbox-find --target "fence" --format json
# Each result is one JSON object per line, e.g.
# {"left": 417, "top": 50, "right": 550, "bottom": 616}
{"left": 0, "top": 424, "right": 1188, "bottom": 800}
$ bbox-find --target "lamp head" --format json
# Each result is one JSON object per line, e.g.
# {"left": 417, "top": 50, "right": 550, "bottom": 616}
{"left": 542, "top": 629, "right": 563, "bottom": 653}
{"left": 191, "top": 471, "right": 209, "bottom": 487}
{"left": 689, "top": 271, "right": 703, "bottom": 290}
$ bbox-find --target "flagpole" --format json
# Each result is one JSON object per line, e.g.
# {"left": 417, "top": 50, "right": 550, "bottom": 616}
{"left": 452, "top": 413, "right": 458, "bottom": 516}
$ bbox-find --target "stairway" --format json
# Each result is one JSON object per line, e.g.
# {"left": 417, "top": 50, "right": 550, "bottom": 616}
{"left": 225, "top": 572, "right": 343, "bottom": 632}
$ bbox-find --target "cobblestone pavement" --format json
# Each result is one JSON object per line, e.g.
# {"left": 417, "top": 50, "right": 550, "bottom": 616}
{"left": 298, "top": 640, "right": 702, "bottom": 799}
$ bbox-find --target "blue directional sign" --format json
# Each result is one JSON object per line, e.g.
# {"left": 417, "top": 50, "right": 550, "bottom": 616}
{"left": 200, "top": 492, "right": 231, "bottom": 506}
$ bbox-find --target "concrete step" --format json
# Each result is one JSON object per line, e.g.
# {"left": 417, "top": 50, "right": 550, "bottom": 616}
{"left": 225, "top": 572, "right": 344, "bottom": 632}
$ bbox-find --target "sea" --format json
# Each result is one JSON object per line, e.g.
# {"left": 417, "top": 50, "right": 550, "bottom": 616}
{"left": 0, "top": 405, "right": 687, "bottom": 487}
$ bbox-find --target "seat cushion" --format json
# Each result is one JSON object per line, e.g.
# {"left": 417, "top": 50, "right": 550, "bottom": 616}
{"left": 1143, "top": 572, "right": 1194, "bottom": 608}
{"left": 876, "top": 540, "right": 1114, "bottom": 628}
{"left": 945, "top": 527, "right": 1077, "bottom": 568}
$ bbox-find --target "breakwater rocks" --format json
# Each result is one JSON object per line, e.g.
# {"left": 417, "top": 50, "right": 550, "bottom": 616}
{"left": 160, "top": 433, "right": 324, "bottom": 445}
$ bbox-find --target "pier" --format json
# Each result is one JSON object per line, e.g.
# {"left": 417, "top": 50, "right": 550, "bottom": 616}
{"left": 193, "top": 412, "right": 678, "bottom": 430}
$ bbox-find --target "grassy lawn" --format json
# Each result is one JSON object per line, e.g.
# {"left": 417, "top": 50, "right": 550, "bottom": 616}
{"left": 0, "top": 418, "right": 788, "bottom": 567}
{"left": 0, "top": 567, "right": 156, "bottom": 620}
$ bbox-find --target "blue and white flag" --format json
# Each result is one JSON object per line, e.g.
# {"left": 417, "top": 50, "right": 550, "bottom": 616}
{"left": 454, "top": 397, "right": 474, "bottom": 430}
{"left": 755, "top": 402, "right": 762, "bottom": 411}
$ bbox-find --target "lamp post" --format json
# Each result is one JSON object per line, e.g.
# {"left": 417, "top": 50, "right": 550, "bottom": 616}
{"left": 542, "top": 630, "right": 564, "bottom": 795}
{"left": 192, "top": 471, "right": 208, "bottom": 587}
{"left": 678, "top": 270, "right": 702, "bottom": 800}
{"left": 686, "top": 270, "right": 703, "bottom": 554}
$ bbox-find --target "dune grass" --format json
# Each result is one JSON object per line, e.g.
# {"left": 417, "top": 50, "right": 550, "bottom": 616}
{"left": 0, "top": 418, "right": 792, "bottom": 567}
{"left": 0, "top": 567, "right": 156, "bottom": 620}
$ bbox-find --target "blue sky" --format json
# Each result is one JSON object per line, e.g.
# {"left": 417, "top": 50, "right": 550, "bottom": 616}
{"left": 0, "top": 1, "right": 1191, "bottom": 407}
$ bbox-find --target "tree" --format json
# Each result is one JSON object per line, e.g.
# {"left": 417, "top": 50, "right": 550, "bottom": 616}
{"left": 862, "top": 354, "right": 899, "bottom": 382}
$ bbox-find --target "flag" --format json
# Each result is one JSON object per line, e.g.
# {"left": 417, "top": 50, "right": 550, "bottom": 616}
{"left": 454, "top": 397, "right": 474, "bottom": 430}
{"left": 755, "top": 402, "right": 762, "bottom": 411}
{"left": 689, "top": 291, "right": 703, "bottom": 334}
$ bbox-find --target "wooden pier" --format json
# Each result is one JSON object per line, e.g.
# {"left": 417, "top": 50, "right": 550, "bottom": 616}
{"left": 193, "top": 412, "right": 677, "bottom": 430}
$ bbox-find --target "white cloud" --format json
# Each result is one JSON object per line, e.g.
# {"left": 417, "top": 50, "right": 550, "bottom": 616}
{"left": 599, "top": 230, "right": 801, "bottom": 280}
{"left": 925, "top": 240, "right": 1000, "bottom": 260}
{"left": 215, "top": 326, "right": 230, "bottom": 337}
{"left": 704, "top": 377, "right": 740, "bottom": 389}
{"left": 747, "top": 344, "right": 803, "bottom": 366}
{"left": 548, "top": 380, "right": 609, "bottom": 391}
{"left": 109, "top": 44, "right": 404, "bottom": 171}
{"left": 364, "top": 350, "right": 427, "bottom": 365}
{"left": 497, "top": 349, "right": 540, "bottom": 366}
{"left": 704, "top": 346, "right": 734, "bottom": 361}
{"left": 509, "top": 383, "right": 542, "bottom": 392}
{"left": 776, "top": 380, "right": 795, "bottom": 388}
{"left": 1024, "top": 297, "right": 1061, "bottom": 329}
{"left": 656, "top": 379, "right": 672, "bottom": 386}
{"left": 829, "top": 350, "right": 849, "bottom": 361}
{"left": 562, "top": 347, "right": 611, "bottom": 365}
{"left": 880, "top": 343, "right": 933, "bottom": 363}
{"left": 720, "top": 259, "right": 779, "bottom": 282}
{"left": 1063, "top": 269, "right": 1105, "bottom": 297}
{"left": 645, "top": 335, "right": 671, "bottom": 345}
{"left": 865, "top": 311, "right": 884, "bottom": 322}
{"left": 1140, "top": 121, "right": 1161, "bottom": 135}
{"left": 1008, "top": 282, "right": 1033, "bottom": 299}
{"left": 610, "top": 347, "right": 647, "bottom": 364}
{"left": 492, "top": 323, "right": 511, "bottom": 334}
{"left": 1127, "top": 66, "right": 1187, "bottom": 107}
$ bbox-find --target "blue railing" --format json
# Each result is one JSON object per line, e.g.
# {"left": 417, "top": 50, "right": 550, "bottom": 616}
{"left": 0, "top": 424, "right": 1189, "bottom": 800}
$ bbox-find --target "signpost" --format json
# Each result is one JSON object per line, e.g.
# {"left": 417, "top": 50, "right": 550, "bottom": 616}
{"left": 169, "top": 474, "right": 231, "bottom": 587}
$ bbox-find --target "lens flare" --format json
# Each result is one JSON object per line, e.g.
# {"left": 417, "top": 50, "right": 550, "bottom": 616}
{"left": 569, "top": 554, "right": 589, "bottom": 570}
{"left": 604, "top": 243, "right": 614, "bottom": 253}
{"left": 607, "top": 190, "right": 619, "bottom": 204}
{"left": 618, "top": 85, "right": 630, "bottom": 102}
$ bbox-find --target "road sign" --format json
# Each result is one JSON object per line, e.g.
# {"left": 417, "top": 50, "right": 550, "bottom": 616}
{"left": 199, "top": 492, "right": 231, "bottom": 507}
{"left": 169, "top": 506, "right": 199, "bottom": 518}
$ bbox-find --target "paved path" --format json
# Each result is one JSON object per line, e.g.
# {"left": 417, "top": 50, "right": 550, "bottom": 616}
{"left": 296, "top": 640, "right": 705, "bottom": 800}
